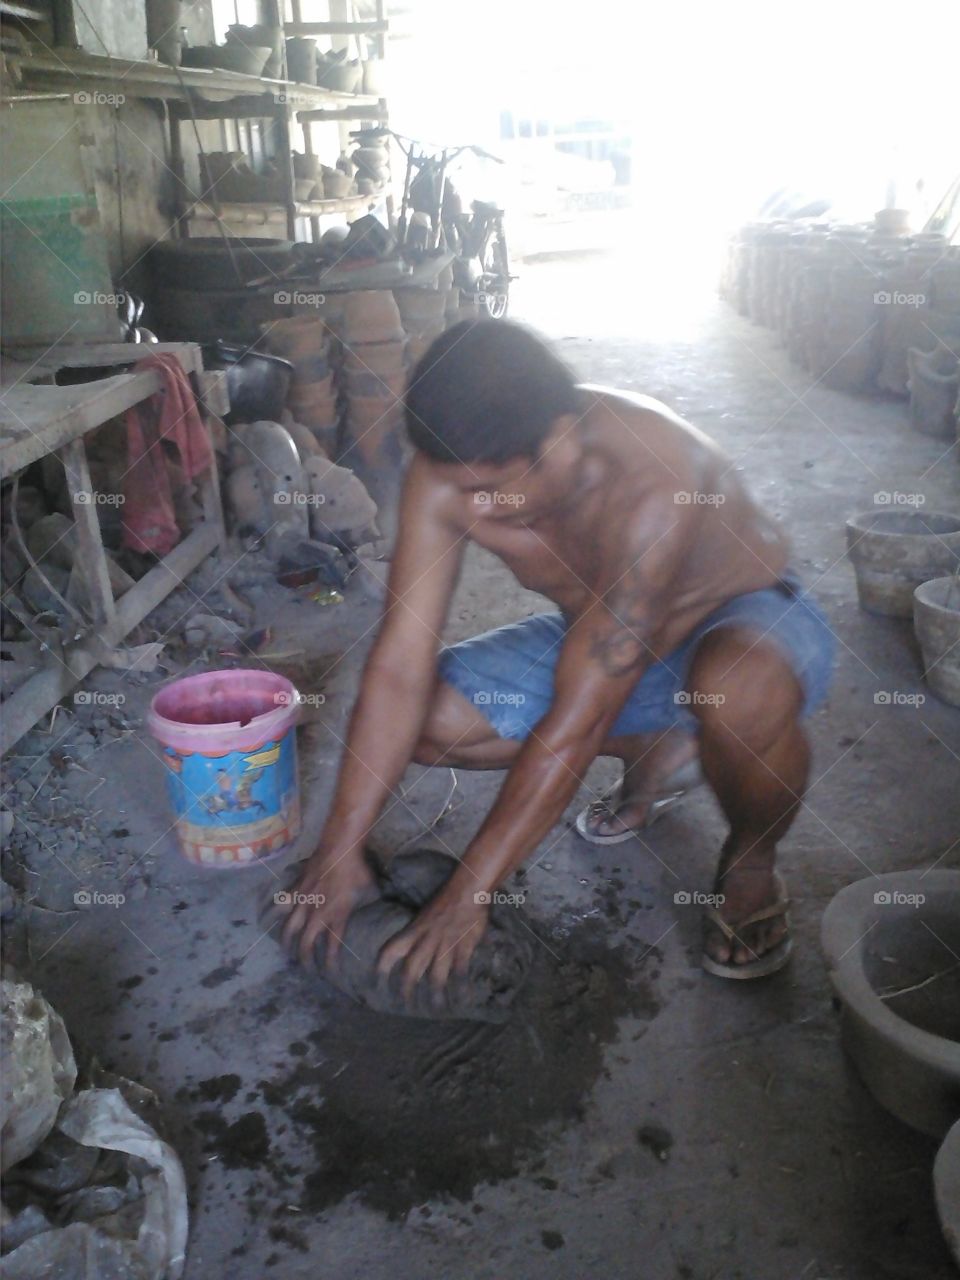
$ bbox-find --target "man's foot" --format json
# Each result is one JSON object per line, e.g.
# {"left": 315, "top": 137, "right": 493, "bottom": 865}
{"left": 576, "top": 733, "right": 700, "bottom": 844}
{"left": 702, "top": 859, "right": 791, "bottom": 979}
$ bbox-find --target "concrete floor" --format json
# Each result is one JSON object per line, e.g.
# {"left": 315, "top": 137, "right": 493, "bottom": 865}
{"left": 9, "top": 248, "right": 960, "bottom": 1279}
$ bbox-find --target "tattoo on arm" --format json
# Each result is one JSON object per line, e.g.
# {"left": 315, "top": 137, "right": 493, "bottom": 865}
{"left": 589, "top": 567, "right": 656, "bottom": 677}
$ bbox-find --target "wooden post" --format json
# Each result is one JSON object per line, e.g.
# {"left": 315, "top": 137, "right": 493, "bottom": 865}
{"left": 60, "top": 437, "right": 117, "bottom": 628}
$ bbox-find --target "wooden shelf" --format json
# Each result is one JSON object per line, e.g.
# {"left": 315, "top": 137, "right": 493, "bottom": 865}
{"left": 2, "top": 50, "right": 382, "bottom": 110}
{"left": 183, "top": 193, "right": 383, "bottom": 225}
{"left": 284, "top": 20, "right": 388, "bottom": 36}
{"left": 172, "top": 85, "right": 383, "bottom": 119}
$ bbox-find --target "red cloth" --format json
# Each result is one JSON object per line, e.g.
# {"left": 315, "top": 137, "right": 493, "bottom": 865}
{"left": 122, "top": 352, "right": 214, "bottom": 555}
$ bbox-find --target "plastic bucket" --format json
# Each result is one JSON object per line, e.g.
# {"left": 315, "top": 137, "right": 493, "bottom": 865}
{"left": 147, "top": 669, "right": 301, "bottom": 867}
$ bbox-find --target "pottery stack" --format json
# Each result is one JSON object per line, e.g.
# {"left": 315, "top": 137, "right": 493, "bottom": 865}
{"left": 260, "top": 314, "right": 340, "bottom": 456}
{"left": 340, "top": 291, "right": 407, "bottom": 472}
{"left": 721, "top": 217, "right": 960, "bottom": 399}
{"left": 395, "top": 288, "right": 447, "bottom": 367}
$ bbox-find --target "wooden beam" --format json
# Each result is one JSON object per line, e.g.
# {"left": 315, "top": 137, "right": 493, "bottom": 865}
{"left": 60, "top": 437, "right": 117, "bottom": 629}
{"left": 0, "top": 523, "right": 219, "bottom": 756}
{"left": 297, "top": 103, "right": 386, "bottom": 123}
{"left": 284, "top": 20, "right": 388, "bottom": 35}
{"left": 0, "top": 372, "right": 163, "bottom": 480}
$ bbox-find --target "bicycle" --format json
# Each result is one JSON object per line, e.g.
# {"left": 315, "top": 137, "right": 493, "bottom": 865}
{"left": 351, "top": 127, "right": 512, "bottom": 319}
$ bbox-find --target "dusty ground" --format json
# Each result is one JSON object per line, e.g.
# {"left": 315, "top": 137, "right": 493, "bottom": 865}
{"left": 4, "top": 248, "right": 959, "bottom": 1279}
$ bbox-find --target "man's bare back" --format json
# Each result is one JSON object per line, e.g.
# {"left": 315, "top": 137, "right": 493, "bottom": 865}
{"left": 434, "top": 387, "right": 790, "bottom": 652}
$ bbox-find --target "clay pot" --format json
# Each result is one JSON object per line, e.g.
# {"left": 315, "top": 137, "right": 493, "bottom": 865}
{"left": 228, "top": 24, "right": 283, "bottom": 78}
{"left": 322, "top": 170, "right": 353, "bottom": 200}
{"left": 342, "top": 339, "right": 406, "bottom": 376}
{"left": 285, "top": 37, "right": 316, "bottom": 85}
{"left": 288, "top": 366, "right": 335, "bottom": 394}
{"left": 914, "top": 576, "right": 960, "bottom": 707}
{"left": 293, "top": 152, "right": 321, "bottom": 181}
{"left": 395, "top": 287, "right": 447, "bottom": 333}
{"left": 182, "top": 44, "right": 272, "bottom": 75}
{"left": 346, "top": 394, "right": 402, "bottom": 430}
{"left": 261, "top": 314, "right": 330, "bottom": 362}
{"left": 344, "top": 291, "right": 404, "bottom": 344}
{"left": 146, "top": 0, "right": 183, "bottom": 66}
{"left": 353, "top": 146, "right": 389, "bottom": 173}
{"left": 319, "top": 60, "right": 362, "bottom": 93}
{"left": 846, "top": 510, "right": 960, "bottom": 617}
{"left": 908, "top": 347, "right": 960, "bottom": 439}
{"left": 287, "top": 382, "right": 340, "bottom": 427}
{"left": 344, "top": 369, "right": 406, "bottom": 399}
{"left": 341, "top": 411, "right": 400, "bottom": 467}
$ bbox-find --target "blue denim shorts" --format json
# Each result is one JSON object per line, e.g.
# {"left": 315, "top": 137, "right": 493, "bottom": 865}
{"left": 438, "top": 573, "right": 835, "bottom": 741}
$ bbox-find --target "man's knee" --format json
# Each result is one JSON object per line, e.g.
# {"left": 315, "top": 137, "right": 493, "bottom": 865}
{"left": 686, "top": 627, "right": 803, "bottom": 749}
{"left": 413, "top": 678, "right": 498, "bottom": 765}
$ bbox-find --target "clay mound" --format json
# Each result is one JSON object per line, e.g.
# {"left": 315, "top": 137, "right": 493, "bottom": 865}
{"left": 264, "top": 848, "right": 533, "bottom": 1023}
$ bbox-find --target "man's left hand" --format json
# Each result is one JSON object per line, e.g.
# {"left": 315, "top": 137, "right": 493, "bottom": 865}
{"left": 377, "top": 885, "right": 490, "bottom": 1004}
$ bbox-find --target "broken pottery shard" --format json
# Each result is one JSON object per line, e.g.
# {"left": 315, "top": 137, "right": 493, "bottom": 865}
{"left": 267, "top": 849, "right": 533, "bottom": 1023}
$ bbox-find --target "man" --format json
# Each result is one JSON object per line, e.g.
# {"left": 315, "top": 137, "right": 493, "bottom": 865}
{"left": 280, "top": 320, "right": 834, "bottom": 990}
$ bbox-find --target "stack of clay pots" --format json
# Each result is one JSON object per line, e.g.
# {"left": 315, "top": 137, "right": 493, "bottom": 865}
{"left": 260, "top": 314, "right": 340, "bottom": 455}
{"left": 722, "top": 215, "right": 960, "bottom": 400}
{"left": 351, "top": 141, "right": 390, "bottom": 196}
{"left": 340, "top": 291, "right": 406, "bottom": 471}
{"left": 396, "top": 288, "right": 447, "bottom": 366}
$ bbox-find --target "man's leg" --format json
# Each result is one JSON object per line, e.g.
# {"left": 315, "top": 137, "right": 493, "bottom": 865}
{"left": 685, "top": 626, "right": 809, "bottom": 966}
{"left": 413, "top": 679, "right": 698, "bottom": 807}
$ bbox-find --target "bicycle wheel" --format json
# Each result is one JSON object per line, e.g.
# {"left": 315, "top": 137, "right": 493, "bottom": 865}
{"left": 478, "top": 224, "right": 510, "bottom": 318}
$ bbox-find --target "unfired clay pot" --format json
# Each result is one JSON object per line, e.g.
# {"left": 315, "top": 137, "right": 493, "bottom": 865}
{"left": 913, "top": 575, "right": 960, "bottom": 706}
{"left": 846, "top": 509, "right": 960, "bottom": 617}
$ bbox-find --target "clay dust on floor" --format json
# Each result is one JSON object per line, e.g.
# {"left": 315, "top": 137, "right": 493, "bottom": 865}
{"left": 181, "top": 915, "right": 661, "bottom": 1223}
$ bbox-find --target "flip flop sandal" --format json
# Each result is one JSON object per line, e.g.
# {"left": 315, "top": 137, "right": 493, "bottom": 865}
{"left": 701, "top": 872, "right": 792, "bottom": 980}
{"left": 575, "top": 760, "right": 703, "bottom": 846}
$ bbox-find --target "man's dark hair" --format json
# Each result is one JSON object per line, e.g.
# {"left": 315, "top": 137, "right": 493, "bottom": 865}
{"left": 404, "top": 319, "right": 581, "bottom": 464}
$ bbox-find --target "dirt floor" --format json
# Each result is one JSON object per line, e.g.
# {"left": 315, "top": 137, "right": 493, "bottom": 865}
{"left": 4, "top": 247, "right": 960, "bottom": 1279}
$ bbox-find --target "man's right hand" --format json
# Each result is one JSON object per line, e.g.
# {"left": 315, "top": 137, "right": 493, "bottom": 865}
{"left": 278, "top": 848, "right": 378, "bottom": 970}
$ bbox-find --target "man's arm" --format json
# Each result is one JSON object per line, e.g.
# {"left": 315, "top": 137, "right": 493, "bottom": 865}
{"left": 281, "top": 456, "right": 465, "bottom": 964}
{"left": 379, "top": 497, "right": 697, "bottom": 995}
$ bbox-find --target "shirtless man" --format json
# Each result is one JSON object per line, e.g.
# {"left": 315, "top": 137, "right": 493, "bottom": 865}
{"left": 280, "top": 320, "right": 834, "bottom": 990}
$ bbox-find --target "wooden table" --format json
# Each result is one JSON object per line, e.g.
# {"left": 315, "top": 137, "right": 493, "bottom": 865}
{"left": 0, "top": 342, "right": 229, "bottom": 755}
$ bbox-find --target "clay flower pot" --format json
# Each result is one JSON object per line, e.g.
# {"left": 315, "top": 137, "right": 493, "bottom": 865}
{"left": 846, "top": 509, "right": 960, "bottom": 617}
{"left": 395, "top": 287, "right": 447, "bottom": 334}
{"left": 342, "top": 339, "right": 406, "bottom": 376}
{"left": 343, "top": 291, "right": 404, "bottom": 344}
{"left": 322, "top": 170, "right": 353, "bottom": 200}
{"left": 344, "top": 368, "right": 406, "bottom": 399}
{"left": 285, "top": 37, "right": 317, "bottom": 85}
{"left": 914, "top": 575, "right": 960, "bottom": 706}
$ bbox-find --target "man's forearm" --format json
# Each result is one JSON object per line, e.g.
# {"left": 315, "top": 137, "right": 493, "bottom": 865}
{"left": 319, "top": 659, "right": 433, "bottom": 852}
{"left": 448, "top": 723, "right": 605, "bottom": 896}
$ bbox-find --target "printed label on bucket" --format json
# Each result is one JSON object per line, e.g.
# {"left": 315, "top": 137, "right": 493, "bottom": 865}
{"left": 159, "top": 734, "right": 300, "bottom": 865}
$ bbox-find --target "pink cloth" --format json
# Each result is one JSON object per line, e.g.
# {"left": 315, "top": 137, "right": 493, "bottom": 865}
{"left": 122, "top": 352, "right": 214, "bottom": 555}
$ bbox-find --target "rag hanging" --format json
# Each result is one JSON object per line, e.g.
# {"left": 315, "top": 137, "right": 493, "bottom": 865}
{"left": 122, "top": 352, "right": 214, "bottom": 555}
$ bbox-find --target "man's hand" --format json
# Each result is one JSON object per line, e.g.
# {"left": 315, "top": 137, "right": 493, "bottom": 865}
{"left": 377, "top": 883, "right": 490, "bottom": 1004}
{"left": 277, "top": 848, "right": 378, "bottom": 969}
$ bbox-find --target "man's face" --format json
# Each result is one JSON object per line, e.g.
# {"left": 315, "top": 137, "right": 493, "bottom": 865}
{"left": 435, "top": 416, "right": 582, "bottom": 525}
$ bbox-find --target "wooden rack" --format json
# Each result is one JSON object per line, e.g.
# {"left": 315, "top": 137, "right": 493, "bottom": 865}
{"left": 0, "top": 343, "right": 228, "bottom": 755}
